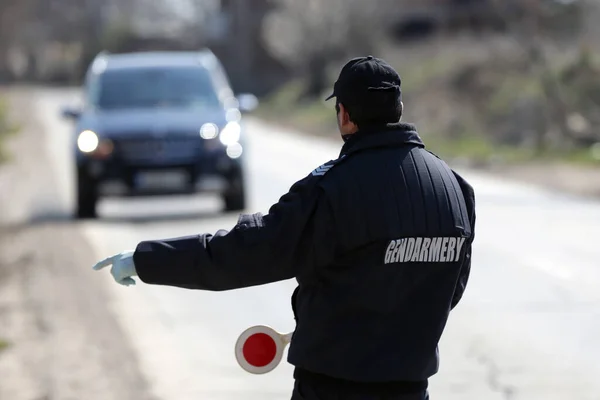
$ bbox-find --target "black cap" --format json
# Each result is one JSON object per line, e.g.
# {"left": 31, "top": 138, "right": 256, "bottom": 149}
{"left": 325, "top": 56, "right": 402, "bottom": 104}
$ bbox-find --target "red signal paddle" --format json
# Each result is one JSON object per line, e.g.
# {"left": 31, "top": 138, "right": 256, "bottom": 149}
{"left": 234, "top": 325, "right": 293, "bottom": 374}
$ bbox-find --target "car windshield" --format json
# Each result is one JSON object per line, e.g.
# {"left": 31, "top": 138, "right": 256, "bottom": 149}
{"left": 93, "top": 66, "right": 222, "bottom": 110}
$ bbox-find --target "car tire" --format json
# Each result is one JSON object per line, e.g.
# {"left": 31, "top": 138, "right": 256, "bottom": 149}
{"left": 223, "top": 172, "right": 246, "bottom": 212}
{"left": 76, "top": 171, "right": 98, "bottom": 219}
{"left": 224, "top": 191, "right": 246, "bottom": 212}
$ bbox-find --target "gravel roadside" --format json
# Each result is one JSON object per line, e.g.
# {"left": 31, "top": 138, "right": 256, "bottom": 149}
{"left": 0, "top": 87, "right": 156, "bottom": 400}
{"left": 482, "top": 162, "right": 600, "bottom": 199}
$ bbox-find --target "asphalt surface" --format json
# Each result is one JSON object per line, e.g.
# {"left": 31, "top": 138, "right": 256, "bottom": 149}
{"left": 33, "top": 87, "right": 600, "bottom": 400}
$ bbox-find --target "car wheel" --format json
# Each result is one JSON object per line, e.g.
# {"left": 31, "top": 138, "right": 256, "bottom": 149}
{"left": 76, "top": 171, "right": 98, "bottom": 219}
{"left": 224, "top": 191, "right": 246, "bottom": 212}
{"left": 223, "top": 172, "right": 246, "bottom": 212}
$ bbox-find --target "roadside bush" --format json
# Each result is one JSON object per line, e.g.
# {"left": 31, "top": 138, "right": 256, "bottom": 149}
{"left": 0, "top": 96, "right": 18, "bottom": 164}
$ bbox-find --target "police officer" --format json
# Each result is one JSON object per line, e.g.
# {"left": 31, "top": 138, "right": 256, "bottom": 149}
{"left": 93, "top": 56, "right": 476, "bottom": 400}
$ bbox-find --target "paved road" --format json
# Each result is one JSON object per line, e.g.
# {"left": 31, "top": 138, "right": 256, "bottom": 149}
{"left": 34, "top": 87, "right": 600, "bottom": 400}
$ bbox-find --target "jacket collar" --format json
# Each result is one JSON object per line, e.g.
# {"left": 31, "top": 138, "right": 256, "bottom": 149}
{"left": 339, "top": 122, "right": 424, "bottom": 157}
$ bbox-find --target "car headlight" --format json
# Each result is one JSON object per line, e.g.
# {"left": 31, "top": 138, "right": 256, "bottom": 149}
{"left": 226, "top": 142, "right": 243, "bottom": 159}
{"left": 77, "top": 130, "right": 99, "bottom": 153}
{"left": 200, "top": 123, "right": 219, "bottom": 139}
{"left": 219, "top": 122, "right": 241, "bottom": 146}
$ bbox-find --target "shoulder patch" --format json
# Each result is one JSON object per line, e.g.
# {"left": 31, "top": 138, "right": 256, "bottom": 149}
{"left": 311, "top": 163, "right": 333, "bottom": 176}
{"left": 311, "top": 155, "right": 347, "bottom": 177}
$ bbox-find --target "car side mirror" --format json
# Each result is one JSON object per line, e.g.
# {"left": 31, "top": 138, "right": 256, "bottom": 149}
{"left": 61, "top": 106, "right": 82, "bottom": 120}
{"left": 236, "top": 93, "right": 259, "bottom": 113}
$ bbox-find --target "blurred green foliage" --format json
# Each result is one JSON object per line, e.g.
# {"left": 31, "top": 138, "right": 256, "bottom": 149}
{"left": 0, "top": 96, "right": 19, "bottom": 164}
{"left": 257, "top": 45, "right": 600, "bottom": 166}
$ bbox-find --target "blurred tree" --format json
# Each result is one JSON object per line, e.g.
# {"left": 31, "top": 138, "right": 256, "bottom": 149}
{"left": 207, "top": 0, "right": 289, "bottom": 96}
{"left": 489, "top": 0, "right": 587, "bottom": 151}
{"left": 262, "top": 0, "right": 393, "bottom": 99}
{"left": 0, "top": 0, "right": 30, "bottom": 81}
{"left": 100, "top": 20, "right": 140, "bottom": 53}
{"left": 0, "top": 96, "right": 19, "bottom": 163}
{"left": 179, "top": 0, "right": 220, "bottom": 46}
{"left": 0, "top": 0, "right": 182, "bottom": 82}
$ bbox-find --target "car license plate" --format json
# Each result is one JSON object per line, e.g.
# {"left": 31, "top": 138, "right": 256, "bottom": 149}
{"left": 135, "top": 170, "right": 189, "bottom": 190}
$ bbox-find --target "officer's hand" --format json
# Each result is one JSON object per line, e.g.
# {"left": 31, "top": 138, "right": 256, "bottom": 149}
{"left": 92, "top": 250, "right": 138, "bottom": 286}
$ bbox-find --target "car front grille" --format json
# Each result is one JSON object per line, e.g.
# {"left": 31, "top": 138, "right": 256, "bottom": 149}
{"left": 116, "top": 137, "right": 202, "bottom": 164}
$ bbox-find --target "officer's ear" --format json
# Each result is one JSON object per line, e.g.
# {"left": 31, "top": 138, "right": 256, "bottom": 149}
{"left": 337, "top": 103, "right": 353, "bottom": 128}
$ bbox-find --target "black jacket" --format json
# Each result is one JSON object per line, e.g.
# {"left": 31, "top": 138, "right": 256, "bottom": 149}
{"left": 133, "top": 122, "right": 476, "bottom": 384}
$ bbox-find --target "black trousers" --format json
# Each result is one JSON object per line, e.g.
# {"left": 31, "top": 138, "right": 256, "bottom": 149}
{"left": 291, "top": 378, "right": 430, "bottom": 400}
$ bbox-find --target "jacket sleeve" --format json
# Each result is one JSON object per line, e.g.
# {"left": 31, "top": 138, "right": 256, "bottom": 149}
{"left": 132, "top": 172, "right": 336, "bottom": 291}
{"left": 450, "top": 170, "right": 476, "bottom": 309}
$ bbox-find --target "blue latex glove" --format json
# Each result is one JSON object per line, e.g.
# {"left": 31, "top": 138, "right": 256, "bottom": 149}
{"left": 92, "top": 250, "right": 138, "bottom": 286}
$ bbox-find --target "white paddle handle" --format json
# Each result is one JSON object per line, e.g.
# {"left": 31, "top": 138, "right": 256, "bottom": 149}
{"left": 281, "top": 332, "right": 293, "bottom": 345}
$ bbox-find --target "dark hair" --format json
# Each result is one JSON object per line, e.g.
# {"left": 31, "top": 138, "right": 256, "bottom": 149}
{"left": 336, "top": 93, "right": 402, "bottom": 128}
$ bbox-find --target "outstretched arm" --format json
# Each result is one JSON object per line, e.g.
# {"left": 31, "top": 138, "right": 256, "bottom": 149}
{"left": 133, "top": 174, "right": 336, "bottom": 291}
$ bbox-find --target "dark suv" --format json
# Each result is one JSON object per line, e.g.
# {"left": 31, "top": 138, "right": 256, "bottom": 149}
{"left": 61, "top": 49, "right": 257, "bottom": 219}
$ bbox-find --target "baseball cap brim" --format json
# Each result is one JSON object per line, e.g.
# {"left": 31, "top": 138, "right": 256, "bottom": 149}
{"left": 325, "top": 92, "right": 335, "bottom": 101}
